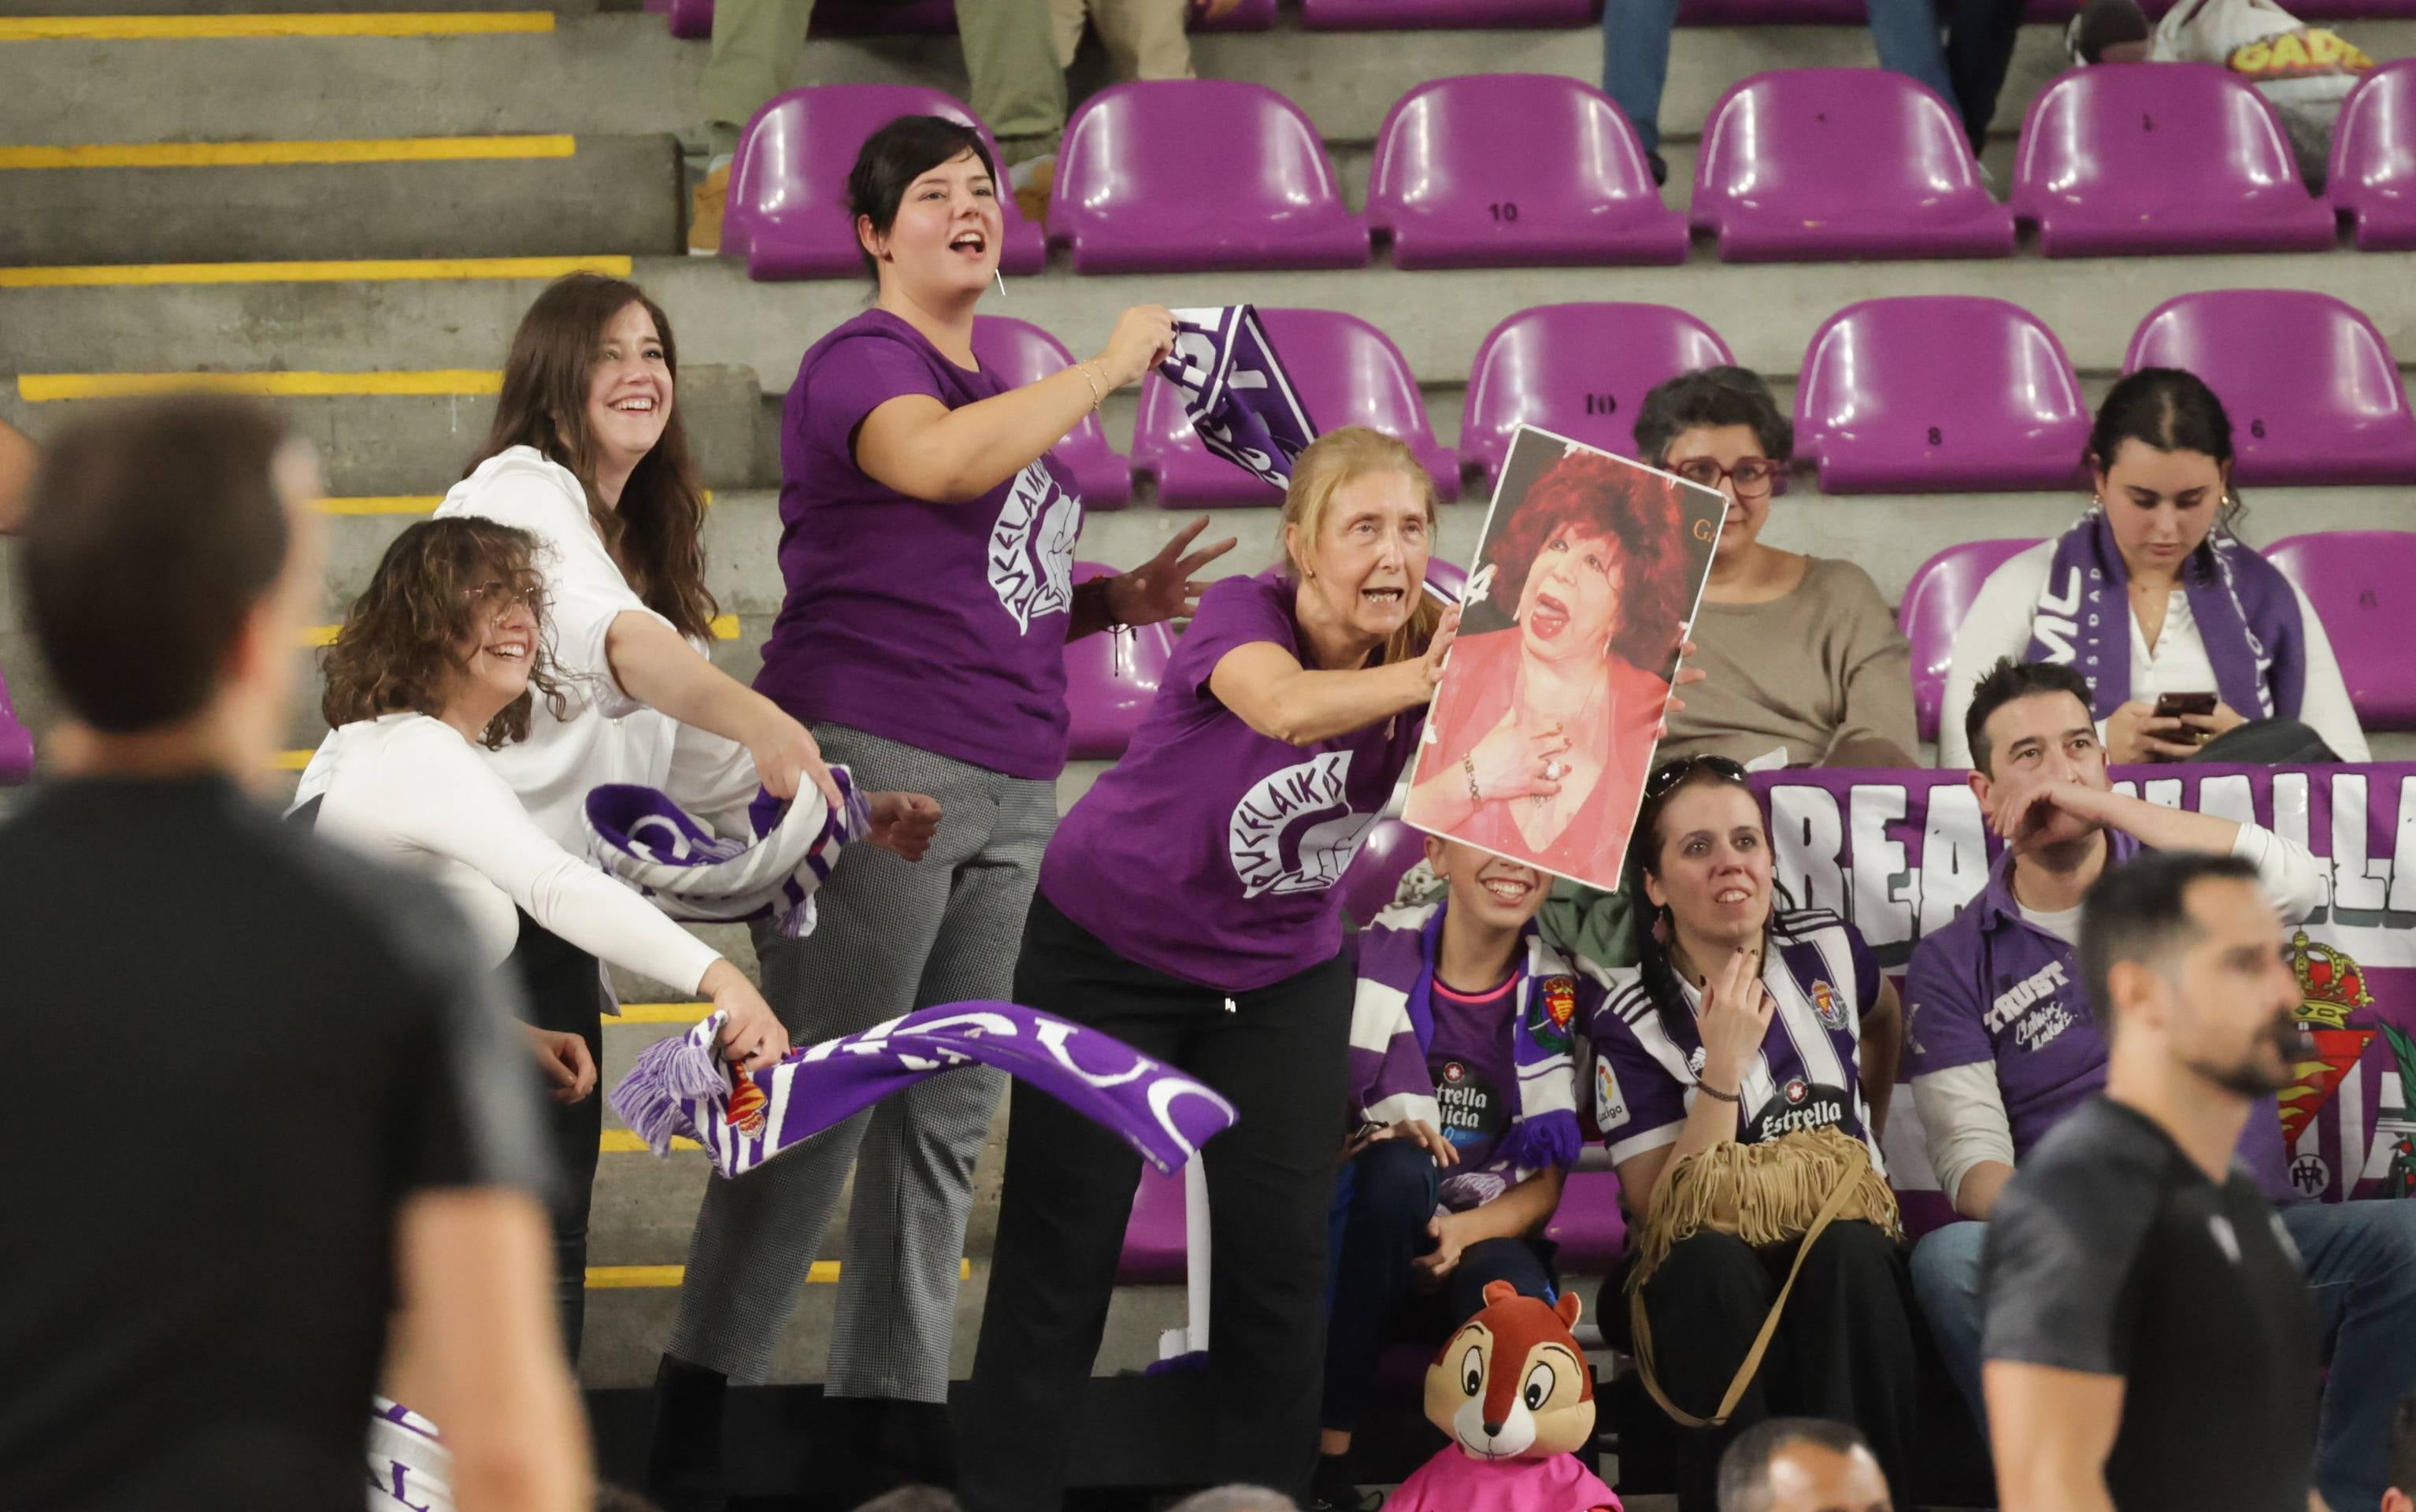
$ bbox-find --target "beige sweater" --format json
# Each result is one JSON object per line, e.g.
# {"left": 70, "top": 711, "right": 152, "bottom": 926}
{"left": 1660, "top": 556, "right": 1918, "bottom": 769}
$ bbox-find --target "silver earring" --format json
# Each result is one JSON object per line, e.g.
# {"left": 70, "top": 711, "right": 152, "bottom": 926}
{"left": 994, "top": 267, "right": 1006, "bottom": 298}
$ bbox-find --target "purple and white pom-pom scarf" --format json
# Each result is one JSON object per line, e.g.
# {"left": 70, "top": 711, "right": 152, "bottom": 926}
{"left": 610, "top": 1001, "right": 1239, "bottom": 1179}
{"left": 1158, "top": 306, "right": 1317, "bottom": 493}
{"left": 583, "top": 766, "right": 868, "bottom": 939}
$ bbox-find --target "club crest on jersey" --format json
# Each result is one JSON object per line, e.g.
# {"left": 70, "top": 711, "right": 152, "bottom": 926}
{"left": 726, "top": 1069, "right": 769, "bottom": 1137}
{"left": 1810, "top": 979, "right": 1847, "bottom": 1032}
{"left": 1528, "top": 973, "right": 1579, "bottom": 1054}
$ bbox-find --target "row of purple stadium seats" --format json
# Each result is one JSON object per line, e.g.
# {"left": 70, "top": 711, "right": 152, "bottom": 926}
{"left": 721, "top": 64, "right": 2416, "bottom": 279}
{"left": 649, "top": 0, "right": 1278, "bottom": 41}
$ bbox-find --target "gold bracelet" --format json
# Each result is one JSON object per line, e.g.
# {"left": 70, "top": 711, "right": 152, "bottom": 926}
{"left": 1075, "top": 361, "right": 1106, "bottom": 412}
{"left": 1462, "top": 754, "right": 1482, "bottom": 806}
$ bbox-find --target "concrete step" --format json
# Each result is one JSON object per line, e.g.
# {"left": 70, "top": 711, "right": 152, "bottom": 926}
{"left": 1, "top": 134, "right": 679, "bottom": 265}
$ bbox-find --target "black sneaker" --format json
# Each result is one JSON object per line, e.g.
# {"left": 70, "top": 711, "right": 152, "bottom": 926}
{"left": 644, "top": 1354, "right": 731, "bottom": 1512}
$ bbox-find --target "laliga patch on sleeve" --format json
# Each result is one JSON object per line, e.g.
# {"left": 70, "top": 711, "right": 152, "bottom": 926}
{"left": 1595, "top": 1056, "right": 1630, "bottom": 1131}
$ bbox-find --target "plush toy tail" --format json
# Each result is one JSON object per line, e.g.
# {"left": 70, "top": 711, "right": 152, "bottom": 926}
{"left": 608, "top": 1014, "right": 730, "bottom": 1156}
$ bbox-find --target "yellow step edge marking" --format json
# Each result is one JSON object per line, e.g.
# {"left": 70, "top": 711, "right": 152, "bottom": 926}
{"left": 20, "top": 369, "right": 500, "bottom": 402}
{"left": 617, "top": 1002, "right": 712, "bottom": 1024}
{"left": 0, "top": 13, "right": 555, "bottom": 41}
{"left": 601, "top": 1130, "right": 700, "bottom": 1154}
{"left": 0, "top": 135, "right": 576, "bottom": 171}
{"left": 315, "top": 486, "right": 709, "bottom": 516}
{"left": 297, "top": 614, "right": 736, "bottom": 647}
{"left": 272, "top": 750, "right": 313, "bottom": 772}
{"left": 0, "top": 254, "right": 627, "bottom": 288}
{"left": 586, "top": 1259, "right": 972, "bottom": 1290}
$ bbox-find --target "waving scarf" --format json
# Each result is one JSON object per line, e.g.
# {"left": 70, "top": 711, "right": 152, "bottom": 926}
{"left": 611, "top": 1001, "right": 1238, "bottom": 1180}
{"left": 2024, "top": 510, "right": 2307, "bottom": 722}
{"left": 1350, "top": 901, "right": 1587, "bottom": 1205}
{"left": 1158, "top": 306, "right": 1317, "bottom": 493}
{"left": 584, "top": 765, "right": 866, "bottom": 939}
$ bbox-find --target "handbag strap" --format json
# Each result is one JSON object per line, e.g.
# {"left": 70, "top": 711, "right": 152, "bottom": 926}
{"left": 1628, "top": 1140, "right": 1871, "bottom": 1430}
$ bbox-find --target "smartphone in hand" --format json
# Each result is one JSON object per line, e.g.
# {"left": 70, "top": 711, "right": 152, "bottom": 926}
{"left": 2154, "top": 691, "right": 2218, "bottom": 745}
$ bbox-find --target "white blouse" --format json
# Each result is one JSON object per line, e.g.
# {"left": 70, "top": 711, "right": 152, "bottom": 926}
{"left": 1937, "top": 539, "right": 2370, "bottom": 769}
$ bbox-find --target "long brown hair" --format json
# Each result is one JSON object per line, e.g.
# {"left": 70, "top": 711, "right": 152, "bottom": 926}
{"left": 321, "top": 517, "right": 566, "bottom": 749}
{"left": 476, "top": 272, "right": 718, "bottom": 639}
{"left": 1278, "top": 426, "right": 1444, "bottom": 668}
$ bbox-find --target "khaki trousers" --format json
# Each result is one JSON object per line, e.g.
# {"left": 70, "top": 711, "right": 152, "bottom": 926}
{"left": 1050, "top": 0, "right": 1195, "bottom": 79}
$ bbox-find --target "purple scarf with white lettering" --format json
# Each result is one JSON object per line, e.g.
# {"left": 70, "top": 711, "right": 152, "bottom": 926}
{"left": 2025, "top": 510, "right": 2307, "bottom": 722}
{"left": 1159, "top": 306, "right": 1317, "bottom": 493}
{"left": 611, "top": 1002, "right": 1239, "bottom": 1179}
{"left": 584, "top": 767, "right": 865, "bottom": 939}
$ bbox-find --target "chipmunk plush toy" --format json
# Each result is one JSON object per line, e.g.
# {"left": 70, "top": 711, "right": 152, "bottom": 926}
{"left": 1386, "top": 1280, "right": 1621, "bottom": 1512}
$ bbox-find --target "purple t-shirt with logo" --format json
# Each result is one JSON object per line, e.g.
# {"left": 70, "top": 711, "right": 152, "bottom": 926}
{"left": 754, "top": 309, "right": 1083, "bottom": 780}
{"left": 1905, "top": 838, "right": 2294, "bottom": 1203}
{"left": 1429, "top": 976, "right": 1520, "bottom": 1175}
{"left": 1041, "top": 569, "right": 1424, "bottom": 992}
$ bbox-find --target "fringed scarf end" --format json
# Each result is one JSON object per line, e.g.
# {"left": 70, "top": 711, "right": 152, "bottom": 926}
{"left": 608, "top": 1016, "right": 729, "bottom": 1158}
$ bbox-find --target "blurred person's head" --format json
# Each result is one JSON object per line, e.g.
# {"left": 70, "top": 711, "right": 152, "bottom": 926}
{"left": 2072, "top": 0, "right": 2155, "bottom": 63}
{"left": 1717, "top": 1418, "right": 1891, "bottom": 1512}
{"left": 2384, "top": 1392, "right": 2416, "bottom": 1512}
{"left": 2086, "top": 368, "right": 2241, "bottom": 582}
{"left": 1166, "top": 1488, "right": 1298, "bottom": 1512}
{"left": 848, "top": 1488, "right": 962, "bottom": 1512}
{"left": 482, "top": 272, "right": 717, "bottom": 640}
{"left": 1280, "top": 426, "right": 1442, "bottom": 668}
{"left": 2081, "top": 850, "right": 2301, "bottom": 1096}
{"left": 1484, "top": 447, "right": 1692, "bottom": 676}
{"left": 850, "top": 113, "right": 1003, "bottom": 298}
{"left": 20, "top": 395, "right": 324, "bottom": 784}
{"left": 1633, "top": 366, "right": 1792, "bottom": 574}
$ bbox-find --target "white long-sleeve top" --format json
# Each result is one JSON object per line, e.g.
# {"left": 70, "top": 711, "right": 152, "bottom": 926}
{"left": 1936, "top": 539, "right": 2370, "bottom": 769}
{"left": 302, "top": 713, "right": 724, "bottom": 990}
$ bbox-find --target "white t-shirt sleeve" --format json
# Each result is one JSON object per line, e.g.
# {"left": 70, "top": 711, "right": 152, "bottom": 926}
{"left": 1937, "top": 543, "right": 2053, "bottom": 770}
{"left": 2229, "top": 820, "right": 2329, "bottom": 926}
{"left": 2286, "top": 581, "right": 2371, "bottom": 762}
{"left": 1911, "top": 1061, "right": 2018, "bottom": 1208}
{"left": 664, "top": 721, "right": 765, "bottom": 839}
{"left": 380, "top": 723, "right": 724, "bottom": 993}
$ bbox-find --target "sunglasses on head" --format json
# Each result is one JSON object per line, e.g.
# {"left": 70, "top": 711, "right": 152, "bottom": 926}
{"left": 1643, "top": 754, "right": 1748, "bottom": 802}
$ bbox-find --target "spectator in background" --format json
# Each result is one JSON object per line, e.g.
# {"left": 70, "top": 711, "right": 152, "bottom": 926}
{"left": 1716, "top": 1418, "right": 1893, "bottom": 1512}
{"left": 0, "top": 397, "right": 585, "bottom": 1512}
{"left": 2387, "top": 1394, "right": 2416, "bottom": 1512}
{"left": 1940, "top": 368, "right": 2368, "bottom": 769}
{"left": 1634, "top": 368, "right": 1917, "bottom": 771}
{"left": 1171, "top": 1492, "right": 1299, "bottom": 1512}
{"left": 1053, "top": 0, "right": 1240, "bottom": 83}
{"left": 852, "top": 1490, "right": 963, "bottom": 1512}
{"left": 689, "top": 0, "right": 1066, "bottom": 254}
{"left": 0, "top": 417, "right": 31, "bottom": 532}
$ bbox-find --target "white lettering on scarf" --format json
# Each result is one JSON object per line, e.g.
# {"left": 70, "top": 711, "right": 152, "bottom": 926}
{"left": 988, "top": 462, "right": 1079, "bottom": 634}
{"left": 1032, "top": 1018, "right": 1156, "bottom": 1089}
{"left": 2032, "top": 565, "right": 2085, "bottom": 666}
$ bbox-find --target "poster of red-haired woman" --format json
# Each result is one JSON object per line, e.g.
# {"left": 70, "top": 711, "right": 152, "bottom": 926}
{"left": 1404, "top": 427, "right": 1725, "bottom": 891}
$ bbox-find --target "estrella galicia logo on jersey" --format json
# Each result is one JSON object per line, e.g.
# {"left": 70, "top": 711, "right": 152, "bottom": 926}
{"left": 1435, "top": 1060, "right": 1503, "bottom": 1148}
{"left": 1529, "top": 974, "right": 1579, "bottom": 1054}
{"left": 1227, "top": 751, "right": 1374, "bottom": 899}
{"left": 1442, "top": 1061, "right": 1466, "bottom": 1085}
{"left": 1810, "top": 979, "right": 1847, "bottom": 1032}
{"left": 987, "top": 461, "right": 1080, "bottom": 633}
{"left": 1750, "top": 1080, "right": 1849, "bottom": 1143}
{"left": 1596, "top": 1056, "right": 1630, "bottom": 1131}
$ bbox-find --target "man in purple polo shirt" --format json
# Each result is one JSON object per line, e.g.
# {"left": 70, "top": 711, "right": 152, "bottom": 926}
{"left": 1905, "top": 657, "right": 2416, "bottom": 1512}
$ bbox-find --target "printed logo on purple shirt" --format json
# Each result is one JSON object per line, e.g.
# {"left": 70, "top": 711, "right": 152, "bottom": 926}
{"left": 1227, "top": 750, "right": 1375, "bottom": 899}
{"left": 987, "top": 461, "right": 1079, "bottom": 633}
{"left": 1749, "top": 1079, "right": 1851, "bottom": 1142}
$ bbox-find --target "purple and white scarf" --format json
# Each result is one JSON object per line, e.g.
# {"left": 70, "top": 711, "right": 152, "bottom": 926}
{"left": 584, "top": 766, "right": 867, "bottom": 939}
{"left": 611, "top": 1001, "right": 1239, "bottom": 1179}
{"left": 368, "top": 1397, "right": 450, "bottom": 1512}
{"left": 1349, "top": 901, "right": 1588, "bottom": 1206}
{"left": 2025, "top": 510, "right": 2308, "bottom": 722}
{"left": 1159, "top": 306, "right": 1318, "bottom": 493}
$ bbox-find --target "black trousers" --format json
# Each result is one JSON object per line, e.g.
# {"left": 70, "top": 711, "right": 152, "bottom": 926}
{"left": 1942, "top": 0, "right": 2029, "bottom": 149}
{"left": 1321, "top": 1139, "right": 1557, "bottom": 1434}
{"left": 503, "top": 909, "right": 607, "bottom": 1364}
{"left": 958, "top": 893, "right": 1354, "bottom": 1512}
{"left": 1600, "top": 1221, "right": 1920, "bottom": 1512}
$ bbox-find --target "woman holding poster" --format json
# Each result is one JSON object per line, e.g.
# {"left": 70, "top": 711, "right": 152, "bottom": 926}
{"left": 1407, "top": 437, "right": 1719, "bottom": 891}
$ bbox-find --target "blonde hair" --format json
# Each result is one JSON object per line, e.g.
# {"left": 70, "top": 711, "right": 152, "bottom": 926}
{"left": 1278, "top": 426, "right": 1443, "bottom": 668}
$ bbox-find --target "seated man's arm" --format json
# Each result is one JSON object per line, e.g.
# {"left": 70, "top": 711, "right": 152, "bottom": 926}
{"left": 1904, "top": 936, "right": 2014, "bottom": 1217}
{"left": 1984, "top": 1361, "right": 2123, "bottom": 1512}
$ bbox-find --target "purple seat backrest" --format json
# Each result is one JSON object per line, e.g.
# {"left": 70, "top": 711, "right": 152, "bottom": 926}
{"left": 0, "top": 666, "right": 30, "bottom": 787}
{"left": 2264, "top": 532, "right": 2416, "bottom": 728}
{"left": 1796, "top": 296, "right": 2091, "bottom": 493}
{"left": 2329, "top": 59, "right": 2416, "bottom": 247}
{"left": 972, "top": 317, "right": 1131, "bottom": 510}
{"left": 1047, "top": 82, "right": 1368, "bottom": 274}
{"left": 1366, "top": 75, "right": 1684, "bottom": 270}
{"left": 1063, "top": 561, "right": 1177, "bottom": 760}
{"left": 1302, "top": 0, "right": 1595, "bottom": 27}
{"left": 1117, "top": 1163, "right": 1188, "bottom": 1284}
{"left": 1460, "top": 303, "right": 1734, "bottom": 488}
{"left": 1132, "top": 309, "right": 1455, "bottom": 506}
{"left": 1900, "top": 539, "right": 2044, "bottom": 742}
{"left": 1336, "top": 819, "right": 1428, "bottom": 929}
{"left": 1423, "top": 555, "right": 1468, "bottom": 603}
{"left": 2125, "top": 291, "right": 2416, "bottom": 485}
{"left": 1542, "top": 1169, "right": 1627, "bottom": 1269}
{"left": 723, "top": 86, "right": 1044, "bottom": 280}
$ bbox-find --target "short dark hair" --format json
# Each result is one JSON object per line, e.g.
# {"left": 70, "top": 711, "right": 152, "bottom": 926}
{"left": 1632, "top": 365, "right": 1794, "bottom": 470}
{"left": 848, "top": 114, "right": 998, "bottom": 280}
{"left": 1965, "top": 657, "right": 2095, "bottom": 776}
{"left": 1717, "top": 1417, "right": 1877, "bottom": 1512}
{"left": 2078, "top": 850, "right": 2264, "bottom": 1032}
{"left": 20, "top": 396, "right": 295, "bottom": 734}
{"left": 2088, "top": 366, "right": 2244, "bottom": 538}
{"left": 2074, "top": 0, "right": 2153, "bottom": 63}
{"left": 2389, "top": 1392, "right": 2416, "bottom": 1499}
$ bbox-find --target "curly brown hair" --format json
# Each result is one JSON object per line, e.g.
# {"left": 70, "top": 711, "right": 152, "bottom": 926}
{"left": 321, "top": 517, "right": 566, "bottom": 749}
{"left": 1484, "top": 447, "right": 1694, "bottom": 670}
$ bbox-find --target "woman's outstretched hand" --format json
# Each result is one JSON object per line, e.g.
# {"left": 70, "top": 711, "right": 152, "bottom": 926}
{"left": 1653, "top": 630, "right": 1706, "bottom": 739}
{"left": 703, "top": 961, "right": 787, "bottom": 1074}
{"left": 1416, "top": 605, "right": 1463, "bottom": 691}
{"left": 1108, "top": 517, "right": 1238, "bottom": 626}
{"left": 1094, "top": 305, "right": 1178, "bottom": 390}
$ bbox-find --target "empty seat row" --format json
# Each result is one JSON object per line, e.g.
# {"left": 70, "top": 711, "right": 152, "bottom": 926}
{"left": 650, "top": 0, "right": 1274, "bottom": 40}
{"left": 721, "top": 62, "right": 2416, "bottom": 277}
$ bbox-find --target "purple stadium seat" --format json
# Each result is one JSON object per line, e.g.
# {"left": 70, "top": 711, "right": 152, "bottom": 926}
{"left": 2264, "top": 532, "right": 2416, "bottom": 729}
{"left": 1797, "top": 297, "right": 2091, "bottom": 494}
{"left": 1117, "top": 1164, "right": 1188, "bottom": 1285}
{"left": 1424, "top": 555, "right": 1468, "bottom": 602}
{"left": 1302, "top": 0, "right": 1594, "bottom": 28}
{"left": 2331, "top": 60, "right": 2416, "bottom": 250}
{"left": 1459, "top": 304, "right": 1734, "bottom": 490}
{"left": 973, "top": 317, "right": 1130, "bottom": 509}
{"left": 1336, "top": 819, "right": 1427, "bottom": 928}
{"left": 1692, "top": 69, "right": 2014, "bottom": 263}
{"left": 2125, "top": 291, "right": 2416, "bottom": 486}
{"left": 1367, "top": 76, "right": 1686, "bottom": 271}
{"left": 1048, "top": 82, "right": 1369, "bottom": 273}
{"left": 2010, "top": 64, "right": 2336, "bottom": 256}
{"left": 1543, "top": 1170, "right": 1627, "bottom": 1273}
{"left": 1132, "top": 309, "right": 1454, "bottom": 506}
{"left": 722, "top": 86, "right": 1046, "bottom": 281}
{"left": 1065, "top": 562, "right": 1175, "bottom": 760}
{"left": 0, "top": 669, "right": 31, "bottom": 787}
{"left": 1900, "top": 539, "right": 2043, "bottom": 741}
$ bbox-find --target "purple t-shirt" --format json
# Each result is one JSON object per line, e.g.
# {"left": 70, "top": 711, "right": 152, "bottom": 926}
{"left": 1040, "top": 569, "right": 1425, "bottom": 991}
{"left": 754, "top": 309, "right": 1083, "bottom": 780}
{"left": 1428, "top": 975, "right": 1521, "bottom": 1174}
{"left": 1905, "top": 838, "right": 2295, "bottom": 1203}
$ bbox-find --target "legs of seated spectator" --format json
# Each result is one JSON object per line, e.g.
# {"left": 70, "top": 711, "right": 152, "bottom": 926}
{"left": 1601, "top": 0, "right": 1682, "bottom": 172}
{"left": 1909, "top": 1219, "right": 1988, "bottom": 1429}
{"left": 1942, "top": 0, "right": 2028, "bottom": 152}
{"left": 1863, "top": 0, "right": 1959, "bottom": 124}
{"left": 2282, "top": 1199, "right": 2416, "bottom": 1512}
{"left": 701, "top": 0, "right": 812, "bottom": 160}
{"left": 1321, "top": 1140, "right": 1443, "bottom": 1436}
{"left": 1617, "top": 1230, "right": 1777, "bottom": 1512}
{"left": 1054, "top": 0, "right": 1195, "bottom": 80}
{"left": 960, "top": 0, "right": 1070, "bottom": 158}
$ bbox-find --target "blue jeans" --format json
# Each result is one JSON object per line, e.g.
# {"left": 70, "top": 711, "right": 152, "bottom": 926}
{"left": 1910, "top": 1203, "right": 2416, "bottom": 1510}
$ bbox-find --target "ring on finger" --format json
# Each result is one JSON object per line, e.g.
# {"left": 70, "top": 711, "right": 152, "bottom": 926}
{"left": 1543, "top": 759, "right": 1566, "bottom": 781}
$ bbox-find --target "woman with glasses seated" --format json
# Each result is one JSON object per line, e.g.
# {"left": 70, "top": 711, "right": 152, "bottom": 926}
{"left": 1634, "top": 369, "right": 1918, "bottom": 771}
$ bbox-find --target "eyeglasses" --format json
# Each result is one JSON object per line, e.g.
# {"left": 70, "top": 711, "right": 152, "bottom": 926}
{"left": 464, "top": 579, "right": 527, "bottom": 613}
{"left": 1671, "top": 458, "right": 1780, "bottom": 498}
{"left": 1643, "top": 754, "right": 1749, "bottom": 802}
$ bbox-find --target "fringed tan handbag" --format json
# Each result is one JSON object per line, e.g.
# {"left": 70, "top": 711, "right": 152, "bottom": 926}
{"left": 1625, "top": 1125, "right": 1903, "bottom": 1429}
